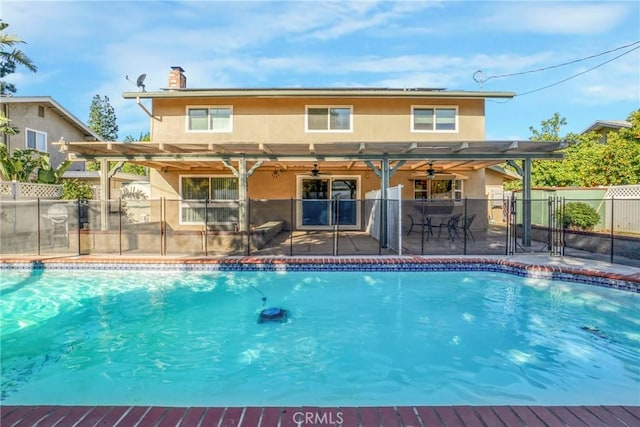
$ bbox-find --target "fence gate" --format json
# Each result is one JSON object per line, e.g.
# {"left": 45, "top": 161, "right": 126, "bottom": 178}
{"left": 507, "top": 195, "right": 565, "bottom": 256}
{"left": 547, "top": 196, "right": 564, "bottom": 256}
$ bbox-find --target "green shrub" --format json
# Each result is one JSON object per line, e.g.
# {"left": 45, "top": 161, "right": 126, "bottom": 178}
{"left": 562, "top": 202, "right": 600, "bottom": 230}
{"left": 61, "top": 179, "right": 95, "bottom": 200}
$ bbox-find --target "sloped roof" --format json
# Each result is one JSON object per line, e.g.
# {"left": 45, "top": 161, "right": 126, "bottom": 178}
{"left": 581, "top": 120, "right": 631, "bottom": 134}
{"left": 2, "top": 96, "right": 102, "bottom": 141}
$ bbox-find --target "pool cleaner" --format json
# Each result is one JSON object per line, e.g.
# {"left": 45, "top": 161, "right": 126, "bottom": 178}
{"left": 251, "top": 285, "right": 288, "bottom": 323}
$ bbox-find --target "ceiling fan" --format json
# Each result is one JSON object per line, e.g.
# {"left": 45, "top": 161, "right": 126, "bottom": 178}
{"left": 426, "top": 162, "right": 436, "bottom": 179}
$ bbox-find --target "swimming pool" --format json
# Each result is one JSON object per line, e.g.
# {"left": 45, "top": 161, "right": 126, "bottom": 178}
{"left": 1, "top": 267, "right": 639, "bottom": 406}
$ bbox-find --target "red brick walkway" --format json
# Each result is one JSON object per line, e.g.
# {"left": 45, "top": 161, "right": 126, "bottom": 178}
{"left": 2, "top": 405, "right": 639, "bottom": 426}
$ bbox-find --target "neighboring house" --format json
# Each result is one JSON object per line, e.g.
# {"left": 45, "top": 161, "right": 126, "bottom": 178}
{"left": 61, "top": 67, "right": 564, "bottom": 233}
{"left": 1, "top": 96, "right": 101, "bottom": 171}
{"left": 581, "top": 120, "right": 631, "bottom": 144}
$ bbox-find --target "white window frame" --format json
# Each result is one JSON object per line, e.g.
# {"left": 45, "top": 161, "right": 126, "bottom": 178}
{"left": 411, "top": 106, "right": 458, "bottom": 133}
{"left": 413, "top": 177, "right": 464, "bottom": 202}
{"left": 25, "top": 128, "right": 47, "bottom": 152}
{"left": 305, "top": 105, "right": 353, "bottom": 133}
{"left": 179, "top": 175, "right": 239, "bottom": 225}
{"left": 186, "top": 106, "right": 233, "bottom": 133}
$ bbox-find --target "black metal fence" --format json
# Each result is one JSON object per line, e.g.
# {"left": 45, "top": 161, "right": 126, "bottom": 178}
{"left": 1, "top": 197, "right": 638, "bottom": 266}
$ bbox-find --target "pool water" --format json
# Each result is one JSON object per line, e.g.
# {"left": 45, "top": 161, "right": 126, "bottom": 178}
{"left": 1, "top": 269, "right": 639, "bottom": 406}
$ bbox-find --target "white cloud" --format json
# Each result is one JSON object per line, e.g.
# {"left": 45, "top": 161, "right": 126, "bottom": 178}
{"left": 484, "top": 2, "right": 631, "bottom": 35}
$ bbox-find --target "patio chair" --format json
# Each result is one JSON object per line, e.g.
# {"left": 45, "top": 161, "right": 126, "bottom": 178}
{"left": 457, "top": 214, "right": 476, "bottom": 241}
{"left": 435, "top": 213, "right": 461, "bottom": 240}
{"left": 407, "top": 214, "right": 433, "bottom": 237}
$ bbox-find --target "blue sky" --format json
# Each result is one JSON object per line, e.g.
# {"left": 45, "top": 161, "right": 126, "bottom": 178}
{"left": 2, "top": 0, "right": 639, "bottom": 141}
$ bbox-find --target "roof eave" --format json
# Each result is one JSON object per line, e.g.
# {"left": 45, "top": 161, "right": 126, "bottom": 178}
{"left": 123, "top": 89, "right": 516, "bottom": 100}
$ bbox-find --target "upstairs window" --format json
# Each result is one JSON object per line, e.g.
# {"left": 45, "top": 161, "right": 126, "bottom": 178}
{"left": 187, "top": 107, "right": 232, "bottom": 132}
{"left": 412, "top": 107, "right": 457, "bottom": 132}
{"left": 26, "top": 128, "right": 47, "bottom": 151}
{"left": 306, "top": 106, "right": 352, "bottom": 132}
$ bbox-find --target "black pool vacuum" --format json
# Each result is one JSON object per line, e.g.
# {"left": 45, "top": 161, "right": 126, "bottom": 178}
{"left": 258, "top": 307, "right": 288, "bottom": 323}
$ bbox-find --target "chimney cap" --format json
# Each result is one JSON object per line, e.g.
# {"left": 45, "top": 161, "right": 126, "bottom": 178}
{"left": 171, "top": 66, "right": 185, "bottom": 72}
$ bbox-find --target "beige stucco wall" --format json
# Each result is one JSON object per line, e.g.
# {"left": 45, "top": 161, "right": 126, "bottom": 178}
{"left": 150, "top": 165, "right": 492, "bottom": 231}
{"left": 4, "top": 103, "right": 87, "bottom": 170}
{"left": 150, "top": 97, "right": 485, "bottom": 144}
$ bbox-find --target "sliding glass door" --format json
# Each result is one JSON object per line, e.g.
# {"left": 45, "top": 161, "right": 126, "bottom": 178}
{"left": 298, "top": 177, "right": 359, "bottom": 229}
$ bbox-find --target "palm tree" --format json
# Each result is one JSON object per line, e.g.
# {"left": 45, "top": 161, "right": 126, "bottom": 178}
{"left": 0, "top": 20, "right": 38, "bottom": 95}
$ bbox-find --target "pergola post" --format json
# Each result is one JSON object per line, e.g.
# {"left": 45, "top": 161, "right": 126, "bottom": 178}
{"left": 99, "top": 159, "right": 109, "bottom": 231}
{"left": 238, "top": 158, "right": 247, "bottom": 232}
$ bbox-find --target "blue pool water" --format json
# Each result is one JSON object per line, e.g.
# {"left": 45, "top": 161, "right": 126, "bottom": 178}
{"left": 1, "top": 269, "right": 639, "bottom": 406}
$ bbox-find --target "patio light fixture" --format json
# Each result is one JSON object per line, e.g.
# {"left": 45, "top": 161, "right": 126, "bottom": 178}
{"left": 426, "top": 162, "right": 436, "bottom": 179}
{"left": 311, "top": 163, "right": 320, "bottom": 176}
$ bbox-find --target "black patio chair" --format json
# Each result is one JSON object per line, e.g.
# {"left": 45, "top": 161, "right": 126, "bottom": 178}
{"left": 407, "top": 214, "right": 433, "bottom": 237}
{"left": 457, "top": 214, "right": 476, "bottom": 241}
{"left": 436, "top": 213, "right": 461, "bottom": 240}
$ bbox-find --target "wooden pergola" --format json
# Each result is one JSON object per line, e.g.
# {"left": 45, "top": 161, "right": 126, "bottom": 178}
{"left": 57, "top": 139, "right": 566, "bottom": 246}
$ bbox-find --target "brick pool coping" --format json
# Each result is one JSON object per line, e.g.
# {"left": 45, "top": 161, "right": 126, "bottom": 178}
{"left": 1, "top": 255, "right": 639, "bottom": 292}
{"left": 2, "top": 256, "right": 639, "bottom": 425}
{"left": 2, "top": 404, "right": 639, "bottom": 426}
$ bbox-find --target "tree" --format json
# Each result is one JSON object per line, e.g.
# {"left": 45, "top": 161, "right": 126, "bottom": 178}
{"left": 0, "top": 110, "right": 18, "bottom": 135}
{"left": 121, "top": 132, "right": 150, "bottom": 175}
{"left": 0, "top": 20, "right": 38, "bottom": 95}
{"left": 0, "top": 142, "right": 68, "bottom": 183}
{"left": 86, "top": 95, "right": 119, "bottom": 171}
{"left": 529, "top": 113, "right": 567, "bottom": 142}
{"left": 0, "top": 143, "right": 42, "bottom": 181}
{"left": 88, "top": 94, "right": 118, "bottom": 141}
{"left": 508, "top": 110, "right": 640, "bottom": 189}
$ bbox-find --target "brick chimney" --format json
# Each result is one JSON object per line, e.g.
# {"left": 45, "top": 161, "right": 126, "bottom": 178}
{"left": 168, "top": 66, "right": 186, "bottom": 89}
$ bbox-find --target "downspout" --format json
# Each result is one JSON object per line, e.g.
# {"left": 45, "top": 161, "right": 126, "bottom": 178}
{"left": 135, "top": 97, "right": 158, "bottom": 120}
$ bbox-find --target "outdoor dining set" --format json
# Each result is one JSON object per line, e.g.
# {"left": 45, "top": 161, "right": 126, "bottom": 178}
{"left": 406, "top": 200, "right": 475, "bottom": 241}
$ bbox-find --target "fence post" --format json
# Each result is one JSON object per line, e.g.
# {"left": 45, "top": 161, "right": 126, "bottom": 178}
{"left": 246, "top": 198, "right": 251, "bottom": 256}
{"left": 333, "top": 196, "right": 339, "bottom": 256}
{"left": 77, "top": 199, "right": 81, "bottom": 256}
{"left": 204, "top": 198, "right": 208, "bottom": 256}
{"left": 610, "top": 196, "right": 614, "bottom": 263}
{"left": 420, "top": 200, "right": 425, "bottom": 255}
{"left": 463, "top": 198, "right": 468, "bottom": 255}
{"left": 161, "top": 197, "right": 166, "bottom": 256}
{"left": 119, "top": 198, "right": 123, "bottom": 256}
{"left": 37, "top": 198, "right": 41, "bottom": 256}
{"left": 290, "top": 198, "right": 294, "bottom": 256}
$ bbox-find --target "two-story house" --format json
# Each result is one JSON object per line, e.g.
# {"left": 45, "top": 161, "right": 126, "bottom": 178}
{"left": 60, "top": 67, "right": 564, "bottom": 238}
{"left": 2, "top": 96, "right": 101, "bottom": 171}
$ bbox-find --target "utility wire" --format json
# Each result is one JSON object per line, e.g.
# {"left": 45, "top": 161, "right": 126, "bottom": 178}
{"left": 480, "top": 40, "right": 639, "bottom": 83}
{"left": 515, "top": 44, "right": 639, "bottom": 97}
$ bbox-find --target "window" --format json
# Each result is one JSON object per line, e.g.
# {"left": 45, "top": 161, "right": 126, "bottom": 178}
{"left": 414, "top": 178, "right": 463, "bottom": 201}
{"left": 38, "top": 105, "right": 45, "bottom": 117}
{"left": 180, "top": 176, "right": 238, "bottom": 224}
{"left": 187, "top": 107, "right": 232, "bottom": 132}
{"left": 412, "top": 106, "right": 457, "bottom": 132}
{"left": 306, "top": 106, "right": 352, "bottom": 132}
{"left": 26, "top": 128, "right": 47, "bottom": 151}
